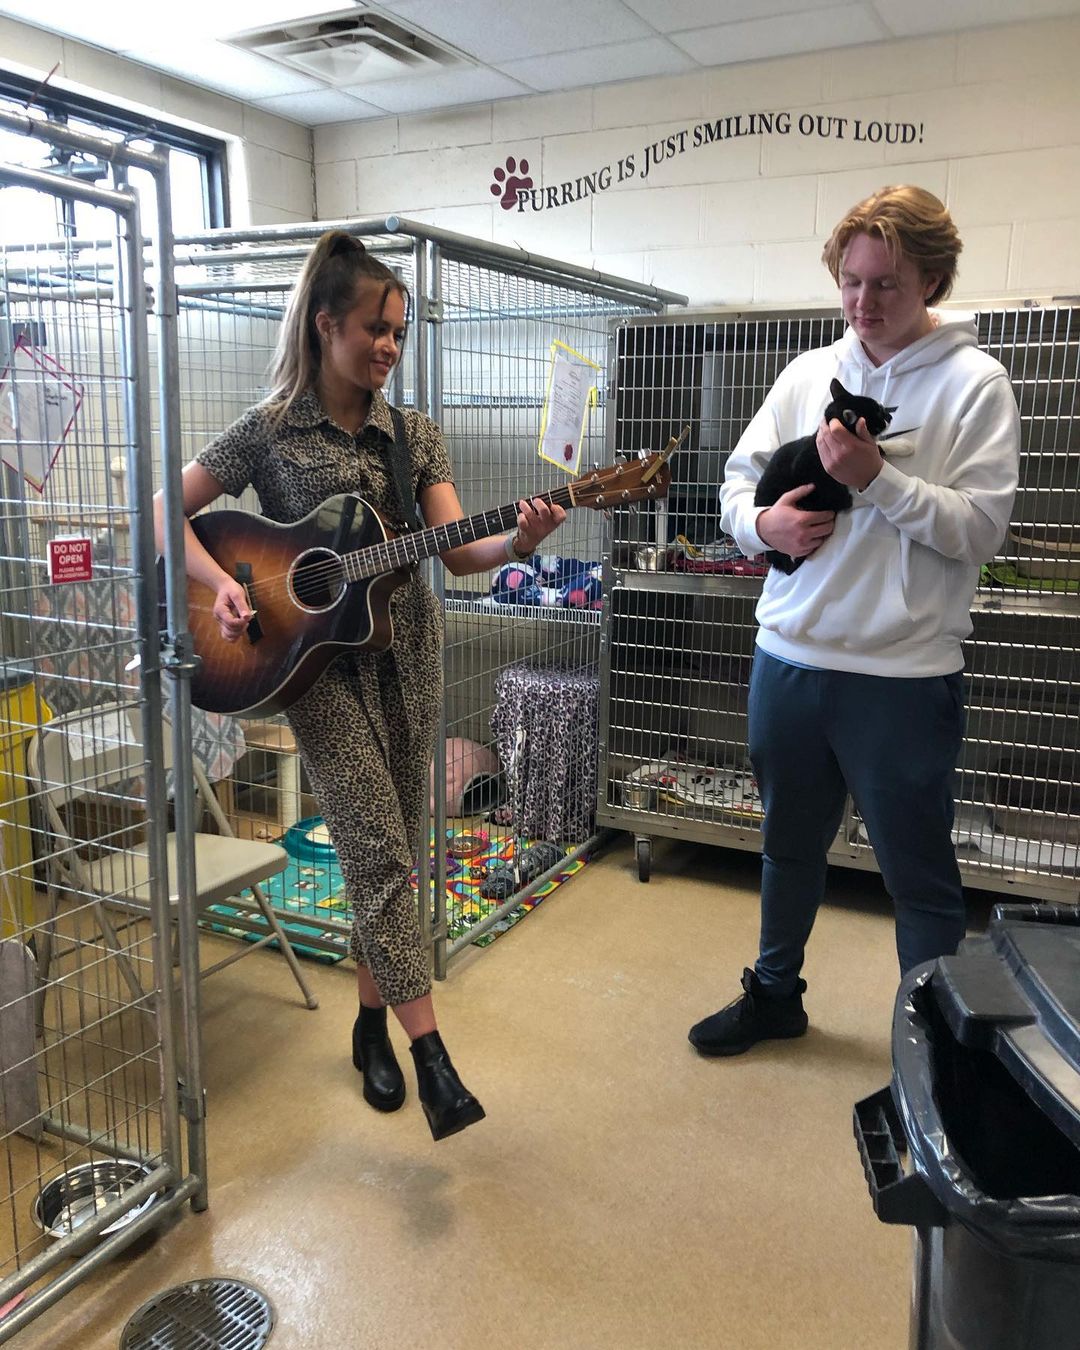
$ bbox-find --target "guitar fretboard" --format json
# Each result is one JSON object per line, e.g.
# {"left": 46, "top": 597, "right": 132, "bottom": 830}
{"left": 343, "top": 485, "right": 574, "bottom": 580}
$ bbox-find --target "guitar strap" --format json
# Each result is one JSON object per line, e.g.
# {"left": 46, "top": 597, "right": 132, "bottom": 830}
{"left": 387, "top": 405, "right": 421, "bottom": 532}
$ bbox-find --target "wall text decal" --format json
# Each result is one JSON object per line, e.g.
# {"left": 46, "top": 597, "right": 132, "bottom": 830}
{"left": 490, "top": 111, "right": 926, "bottom": 212}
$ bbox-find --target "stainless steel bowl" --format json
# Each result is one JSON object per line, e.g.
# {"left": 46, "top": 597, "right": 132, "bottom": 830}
{"left": 622, "top": 779, "right": 655, "bottom": 810}
{"left": 634, "top": 546, "right": 660, "bottom": 571}
{"left": 32, "top": 1161, "right": 156, "bottom": 1241}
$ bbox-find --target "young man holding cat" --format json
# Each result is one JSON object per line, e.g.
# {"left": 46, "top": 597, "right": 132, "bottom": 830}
{"left": 689, "top": 185, "right": 1020, "bottom": 1057}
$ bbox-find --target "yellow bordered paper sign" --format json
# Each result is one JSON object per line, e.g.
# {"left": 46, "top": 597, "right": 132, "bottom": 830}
{"left": 537, "top": 340, "right": 601, "bottom": 475}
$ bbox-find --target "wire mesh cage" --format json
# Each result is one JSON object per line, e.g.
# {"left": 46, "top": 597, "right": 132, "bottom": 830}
{"left": 0, "top": 165, "right": 190, "bottom": 1341}
{"left": 600, "top": 306, "right": 1080, "bottom": 896}
{"left": 433, "top": 248, "right": 664, "bottom": 957}
{"left": 170, "top": 222, "right": 679, "bottom": 969}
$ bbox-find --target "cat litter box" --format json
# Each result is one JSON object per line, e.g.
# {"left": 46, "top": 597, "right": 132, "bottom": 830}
{"left": 1008, "top": 525, "right": 1080, "bottom": 583}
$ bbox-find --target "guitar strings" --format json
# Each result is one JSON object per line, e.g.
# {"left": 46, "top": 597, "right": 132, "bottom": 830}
{"left": 228, "top": 480, "right": 595, "bottom": 603}
{"left": 238, "top": 502, "right": 528, "bottom": 600}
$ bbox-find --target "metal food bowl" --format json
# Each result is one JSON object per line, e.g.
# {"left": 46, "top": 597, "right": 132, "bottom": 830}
{"left": 32, "top": 1161, "right": 156, "bottom": 1242}
{"left": 622, "top": 779, "right": 655, "bottom": 810}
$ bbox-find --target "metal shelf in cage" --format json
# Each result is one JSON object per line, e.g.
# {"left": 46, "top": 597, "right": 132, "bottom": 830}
{"left": 444, "top": 596, "right": 601, "bottom": 626}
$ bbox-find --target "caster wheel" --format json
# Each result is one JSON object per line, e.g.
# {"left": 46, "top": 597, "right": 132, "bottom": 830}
{"left": 636, "top": 837, "right": 652, "bottom": 883}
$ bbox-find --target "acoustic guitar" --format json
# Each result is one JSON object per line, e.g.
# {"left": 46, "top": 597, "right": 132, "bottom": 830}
{"left": 175, "top": 443, "right": 680, "bottom": 717}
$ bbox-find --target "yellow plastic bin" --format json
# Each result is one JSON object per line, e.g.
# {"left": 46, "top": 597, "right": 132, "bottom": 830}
{"left": 0, "top": 665, "right": 52, "bottom": 940}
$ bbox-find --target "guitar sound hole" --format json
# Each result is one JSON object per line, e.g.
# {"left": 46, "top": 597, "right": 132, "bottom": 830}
{"left": 291, "top": 548, "right": 345, "bottom": 611}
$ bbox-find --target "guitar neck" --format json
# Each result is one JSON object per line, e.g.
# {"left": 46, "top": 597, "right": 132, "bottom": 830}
{"left": 344, "top": 484, "right": 576, "bottom": 580}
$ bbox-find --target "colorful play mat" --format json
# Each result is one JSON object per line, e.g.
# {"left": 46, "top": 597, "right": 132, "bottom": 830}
{"left": 206, "top": 817, "right": 587, "bottom": 963}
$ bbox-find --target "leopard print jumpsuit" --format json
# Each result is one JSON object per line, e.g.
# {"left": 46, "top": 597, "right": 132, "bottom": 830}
{"left": 196, "top": 389, "right": 452, "bottom": 1004}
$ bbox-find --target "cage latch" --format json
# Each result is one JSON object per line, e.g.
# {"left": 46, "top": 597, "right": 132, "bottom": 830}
{"left": 159, "top": 632, "right": 203, "bottom": 677}
{"left": 177, "top": 1079, "right": 207, "bottom": 1124}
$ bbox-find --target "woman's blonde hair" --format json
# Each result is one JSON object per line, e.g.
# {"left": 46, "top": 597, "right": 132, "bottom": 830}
{"left": 265, "top": 229, "right": 409, "bottom": 422}
{"left": 821, "top": 185, "right": 962, "bottom": 305}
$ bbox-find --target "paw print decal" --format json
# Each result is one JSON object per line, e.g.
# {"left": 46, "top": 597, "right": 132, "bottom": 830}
{"left": 491, "top": 156, "right": 533, "bottom": 210}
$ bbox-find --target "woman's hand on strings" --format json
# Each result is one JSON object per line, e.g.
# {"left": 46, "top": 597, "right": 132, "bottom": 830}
{"left": 213, "top": 577, "right": 254, "bottom": 642}
{"left": 514, "top": 496, "right": 567, "bottom": 554}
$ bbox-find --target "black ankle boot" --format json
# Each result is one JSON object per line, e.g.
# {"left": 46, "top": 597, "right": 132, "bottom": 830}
{"left": 352, "top": 1005, "right": 405, "bottom": 1112}
{"left": 409, "top": 1031, "right": 485, "bottom": 1141}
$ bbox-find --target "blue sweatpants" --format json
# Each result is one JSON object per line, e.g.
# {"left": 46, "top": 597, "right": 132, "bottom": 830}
{"left": 747, "top": 649, "right": 967, "bottom": 994}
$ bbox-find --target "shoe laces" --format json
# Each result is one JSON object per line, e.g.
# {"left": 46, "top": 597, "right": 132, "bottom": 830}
{"left": 730, "top": 968, "right": 760, "bottom": 1022}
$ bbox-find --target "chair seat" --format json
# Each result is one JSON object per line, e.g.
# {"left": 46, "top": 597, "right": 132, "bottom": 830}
{"left": 85, "top": 832, "right": 288, "bottom": 911}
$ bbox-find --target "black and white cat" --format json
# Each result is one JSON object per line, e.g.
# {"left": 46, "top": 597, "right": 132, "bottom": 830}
{"left": 753, "top": 378, "right": 896, "bottom": 574}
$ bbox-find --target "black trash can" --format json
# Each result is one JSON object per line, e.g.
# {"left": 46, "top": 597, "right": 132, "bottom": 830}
{"left": 854, "top": 903, "right": 1080, "bottom": 1350}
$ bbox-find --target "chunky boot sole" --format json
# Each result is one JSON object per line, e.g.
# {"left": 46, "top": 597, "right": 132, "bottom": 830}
{"left": 357, "top": 1066, "right": 406, "bottom": 1112}
{"left": 422, "top": 1097, "right": 486, "bottom": 1141}
{"left": 410, "top": 1030, "right": 486, "bottom": 1140}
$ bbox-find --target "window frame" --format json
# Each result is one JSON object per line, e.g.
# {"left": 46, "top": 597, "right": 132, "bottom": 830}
{"left": 0, "top": 67, "right": 229, "bottom": 228}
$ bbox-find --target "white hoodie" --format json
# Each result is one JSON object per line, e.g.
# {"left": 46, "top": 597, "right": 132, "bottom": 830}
{"left": 720, "top": 313, "right": 1020, "bottom": 677}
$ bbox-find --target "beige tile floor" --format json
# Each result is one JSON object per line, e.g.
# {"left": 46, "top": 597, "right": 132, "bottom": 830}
{"left": 15, "top": 836, "right": 994, "bottom": 1350}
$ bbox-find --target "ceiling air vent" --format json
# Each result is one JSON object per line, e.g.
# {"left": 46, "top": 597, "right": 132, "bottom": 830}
{"left": 227, "top": 8, "right": 468, "bottom": 86}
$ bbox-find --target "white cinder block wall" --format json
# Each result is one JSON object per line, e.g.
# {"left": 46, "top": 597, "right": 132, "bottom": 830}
{"left": 314, "top": 17, "right": 1080, "bottom": 308}
{"left": 0, "top": 14, "right": 313, "bottom": 227}
{"left": 3, "top": 15, "right": 1078, "bottom": 305}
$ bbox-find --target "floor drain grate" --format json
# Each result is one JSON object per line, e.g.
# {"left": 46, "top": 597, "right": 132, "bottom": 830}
{"left": 120, "top": 1278, "right": 275, "bottom": 1349}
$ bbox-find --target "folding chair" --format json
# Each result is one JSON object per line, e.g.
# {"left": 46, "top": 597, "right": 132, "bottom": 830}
{"left": 28, "top": 700, "right": 318, "bottom": 1010}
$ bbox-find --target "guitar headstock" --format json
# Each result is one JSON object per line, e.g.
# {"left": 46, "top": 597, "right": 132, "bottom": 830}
{"left": 570, "top": 427, "right": 689, "bottom": 510}
{"left": 571, "top": 456, "right": 672, "bottom": 510}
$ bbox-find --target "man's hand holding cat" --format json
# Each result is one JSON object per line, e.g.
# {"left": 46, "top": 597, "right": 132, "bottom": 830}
{"left": 756, "top": 484, "right": 835, "bottom": 558}
{"left": 817, "top": 416, "right": 882, "bottom": 492}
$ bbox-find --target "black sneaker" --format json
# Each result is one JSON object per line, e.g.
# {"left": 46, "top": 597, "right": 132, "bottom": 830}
{"left": 688, "top": 968, "right": 808, "bottom": 1057}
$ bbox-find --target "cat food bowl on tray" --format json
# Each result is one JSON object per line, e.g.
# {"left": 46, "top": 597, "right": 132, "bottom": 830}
{"left": 32, "top": 1160, "right": 157, "bottom": 1243}
{"left": 1008, "top": 526, "right": 1080, "bottom": 582}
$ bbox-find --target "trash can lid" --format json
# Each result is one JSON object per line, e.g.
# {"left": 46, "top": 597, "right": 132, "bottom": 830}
{"left": 934, "top": 906, "right": 1080, "bottom": 1152}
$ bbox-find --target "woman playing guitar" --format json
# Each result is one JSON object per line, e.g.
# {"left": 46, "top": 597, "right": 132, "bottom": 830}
{"left": 153, "top": 230, "right": 566, "bottom": 1141}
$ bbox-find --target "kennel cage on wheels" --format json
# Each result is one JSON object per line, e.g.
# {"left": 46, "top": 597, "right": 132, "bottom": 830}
{"left": 599, "top": 305, "right": 1080, "bottom": 897}
{"left": 169, "top": 218, "right": 684, "bottom": 974}
{"left": 0, "top": 162, "right": 203, "bottom": 1343}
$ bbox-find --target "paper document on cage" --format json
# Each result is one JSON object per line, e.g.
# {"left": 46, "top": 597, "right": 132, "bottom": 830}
{"left": 538, "top": 341, "right": 600, "bottom": 474}
{"left": 0, "top": 337, "right": 83, "bottom": 492}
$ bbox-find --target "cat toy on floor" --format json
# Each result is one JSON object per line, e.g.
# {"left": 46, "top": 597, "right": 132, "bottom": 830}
{"left": 753, "top": 378, "right": 896, "bottom": 574}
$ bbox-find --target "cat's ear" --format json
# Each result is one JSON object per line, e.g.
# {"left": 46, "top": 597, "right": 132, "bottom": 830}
{"left": 885, "top": 404, "right": 898, "bottom": 413}
{"left": 830, "top": 378, "right": 846, "bottom": 400}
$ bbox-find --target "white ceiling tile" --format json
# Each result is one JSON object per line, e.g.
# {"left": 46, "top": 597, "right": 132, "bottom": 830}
{"left": 251, "top": 89, "right": 387, "bottom": 123}
{"left": 621, "top": 0, "right": 850, "bottom": 32}
{"left": 871, "top": 0, "right": 1080, "bottom": 38}
{"left": 668, "top": 6, "right": 888, "bottom": 66}
{"left": 4, "top": 0, "right": 1078, "bottom": 120}
{"left": 377, "top": 0, "right": 655, "bottom": 63}
{"left": 499, "top": 38, "right": 698, "bottom": 93}
{"left": 343, "top": 69, "right": 531, "bottom": 115}
{"left": 118, "top": 39, "right": 323, "bottom": 98}
{"left": 0, "top": 0, "right": 335, "bottom": 49}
